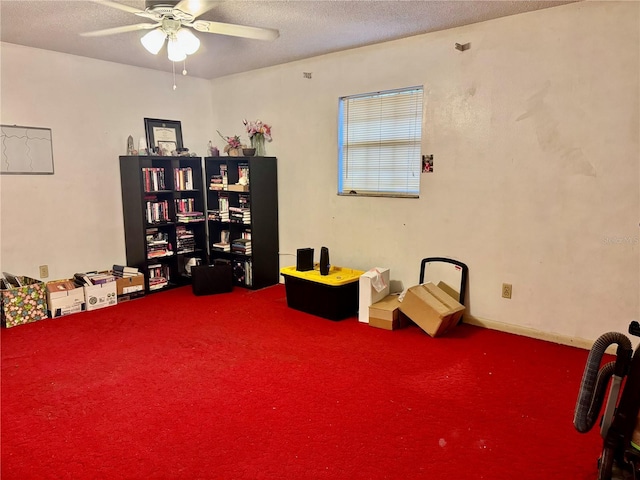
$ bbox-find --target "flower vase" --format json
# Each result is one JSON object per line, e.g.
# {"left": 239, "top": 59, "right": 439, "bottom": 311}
{"left": 251, "top": 134, "right": 266, "bottom": 156}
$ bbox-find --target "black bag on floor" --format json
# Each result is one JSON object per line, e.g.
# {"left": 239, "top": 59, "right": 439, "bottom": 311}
{"left": 191, "top": 262, "right": 233, "bottom": 296}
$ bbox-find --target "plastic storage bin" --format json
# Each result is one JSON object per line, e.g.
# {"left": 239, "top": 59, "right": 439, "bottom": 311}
{"left": 280, "top": 266, "right": 365, "bottom": 320}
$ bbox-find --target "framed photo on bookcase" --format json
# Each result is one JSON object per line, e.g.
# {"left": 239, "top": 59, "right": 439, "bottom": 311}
{"left": 144, "top": 118, "right": 183, "bottom": 155}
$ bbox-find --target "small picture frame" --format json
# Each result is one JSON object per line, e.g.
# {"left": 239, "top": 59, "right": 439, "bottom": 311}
{"left": 144, "top": 118, "right": 183, "bottom": 155}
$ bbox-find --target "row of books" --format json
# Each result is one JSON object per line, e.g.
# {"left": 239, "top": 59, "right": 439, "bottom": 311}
{"left": 175, "top": 198, "right": 196, "bottom": 214}
{"left": 209, "top": 164, "right": 228, "bottom": 190}
{"left": 208, "top": 163, "right": 250, "bottom": 190}
{"left": 73, "top": 272, "right": 117, "bottom": 287}
{"left": 146, "top": 200, "right": 170, "bottom": 224}
{"left": 176, "top": 211, "right": 205, "bottom": 223}
{"left": 232, "top": 238, "right": 252, "bottom": 255}
{"left": 176, "top": 226, "right": 196, "bottom": 253}
{"left": 146, "top": 229, "right": 173, "bottom": 259}
{"left": 148, "top": 263, "right": 170, "bottom": 291}
{"left": 229, "top": 206, "right": 251, "bottom": 224}
{"left": 142, "top": 167, "right": 166, "bottom": 192}
{"left": 142, "top": 167, "right": 196, "bottom": 192}
{"left": 174, "top": 167, "right": 194, "bottom": 191}
{"left": 112, "top": 264, "right": 140, "bottom": 277}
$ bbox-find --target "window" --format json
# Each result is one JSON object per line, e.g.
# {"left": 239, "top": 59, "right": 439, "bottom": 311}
{"left": 338, "top": 86, "right": 423, "bottom": 198}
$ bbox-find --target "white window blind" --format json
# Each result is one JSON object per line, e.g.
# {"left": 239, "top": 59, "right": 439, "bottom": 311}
{"left": 338, "top": 86, "right": 423, "bottom": 197}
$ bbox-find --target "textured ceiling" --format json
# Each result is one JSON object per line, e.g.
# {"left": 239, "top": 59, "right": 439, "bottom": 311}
{"left": 0, "top": 0, "right": 577, "bottom": 80}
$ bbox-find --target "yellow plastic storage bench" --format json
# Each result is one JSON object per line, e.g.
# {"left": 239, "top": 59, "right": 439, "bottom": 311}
{"left": 280, "top": 266, "right": 365, "bottom": 321}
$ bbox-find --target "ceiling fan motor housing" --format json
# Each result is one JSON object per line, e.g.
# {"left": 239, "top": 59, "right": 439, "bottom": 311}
{"left": 145, "top": 1, "right": 180, "bottom": 11}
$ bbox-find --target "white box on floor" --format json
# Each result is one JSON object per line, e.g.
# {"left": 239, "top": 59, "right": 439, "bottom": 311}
{"left": 46, "top": 280, "right": 85, "bottom": 318}
{"left": 358, "top": 267, "right": 390, "bottom": 323}
{"left": 83, "top": 281, "right": 117, "bottom": 311}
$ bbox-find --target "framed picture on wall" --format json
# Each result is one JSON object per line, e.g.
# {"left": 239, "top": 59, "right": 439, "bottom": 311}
{"left": 144, "top": 118, "right": 183, "bottom": 155}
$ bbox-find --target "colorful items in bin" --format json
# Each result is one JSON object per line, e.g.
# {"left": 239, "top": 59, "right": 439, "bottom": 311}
{"left": 0, "top": 276, "right": 48, "bottom": 328}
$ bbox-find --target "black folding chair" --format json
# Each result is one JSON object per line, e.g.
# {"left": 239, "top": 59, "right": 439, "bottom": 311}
{"left": 419, "top": 257, "right": 468, "bottom": 320}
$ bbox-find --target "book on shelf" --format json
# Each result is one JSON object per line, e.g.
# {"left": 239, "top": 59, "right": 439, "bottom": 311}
{"left": 209, "top": 174, "right": 226, "bottom": 190}
{"left": 211, "top": 242, "right": 231, "bottom": 252}
{"left": 229, "top": 206, "right": 251, "bottom": 224}
{"left": 174, "top": 167, "right": 194, "bottom": 191}
{"left": 208, "top": 210, "right": 222, "bottom": 221}
{"left": 148, "top": 263, "right": 170, "bottom": 290}
{"left": 176, "top": 225, "right": 196, "bottom": 253}
{"left": 176, "top": 211, "right": 205, "bottom": 223}
{"left": 231, "top": 237, "right": 252, "bottom": 255}
{"left": 175, "top": 198, "right": 196, "bottom": 213}
{"left": 149, "top": 277, "right": 169, "bottom": 291}
{"left": 145, "top": 199, "right": 170, "bottom": 224}
{"left": 142, "top": 167, "right": 166, "bottom": 192}
{"left": 112, "top": 265, "right": 139, "bottom": 277}
{"left": 146, "top": 229, "right": 173, "bottom": 258}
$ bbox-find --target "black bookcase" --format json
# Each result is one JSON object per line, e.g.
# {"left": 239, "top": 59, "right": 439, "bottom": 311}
{"left": 205, "top": 156, "right": 279, "bottom": 289}
{"left": 119, "top": 155, "right": 208, "bottom": 293}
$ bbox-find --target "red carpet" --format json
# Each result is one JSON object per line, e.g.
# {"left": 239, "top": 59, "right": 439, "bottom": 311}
{"left": 2, "top": 285, "right": 603, "bottom": 479}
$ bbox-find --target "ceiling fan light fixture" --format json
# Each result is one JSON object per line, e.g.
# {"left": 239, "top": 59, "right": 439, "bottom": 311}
{"left": 141, "top": 28, "right": 167, "bottom": 55}
{"left": 176, "top": 28, "right": 201, "bottom": 55}
{"left": 167, "top": 36, "right": 187, "bottom": 62}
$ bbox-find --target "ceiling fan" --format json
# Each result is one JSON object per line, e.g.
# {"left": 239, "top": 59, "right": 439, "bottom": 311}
{"left": 81, "top": 0, "right": 279, "bottom": 63}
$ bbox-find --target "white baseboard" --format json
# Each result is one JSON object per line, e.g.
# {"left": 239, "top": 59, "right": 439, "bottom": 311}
{"left": 463, "top": 314, "right": 605, "bottom": 352}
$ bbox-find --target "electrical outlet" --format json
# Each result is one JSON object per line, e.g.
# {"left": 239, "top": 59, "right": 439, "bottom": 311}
{"left": 39, "top": 265, "right": 49, "bottom": 279}
{"left": 502, "top": 283, "right": 512, "bottom": 299}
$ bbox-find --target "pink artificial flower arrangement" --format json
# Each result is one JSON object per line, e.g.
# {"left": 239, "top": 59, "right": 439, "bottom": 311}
{"left": 217, "top": 130, "right": 242, "bottom": 153}
{"left": 243, "top": 119, "right": 273, "bottom": 142}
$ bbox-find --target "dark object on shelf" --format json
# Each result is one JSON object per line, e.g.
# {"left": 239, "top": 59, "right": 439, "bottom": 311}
{"left": 296, "top": 248, "right": 314, "bottom": 272}
{"left": 280, "top": 266, "right": 363, "bottom": 321}
{"left": 144, "top": 118, "right": 183, "bottom": 152}
{"left": 319, "top": 246, "right": 330, "bottom": 275}
{"left": 242, "top": 148, "right": 256, "bottom": 156}
{"left": 191, "top": 262, "right": 233, "bottom": 296}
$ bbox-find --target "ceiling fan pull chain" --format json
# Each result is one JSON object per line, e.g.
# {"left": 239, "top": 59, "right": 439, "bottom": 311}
{"left": 183, "top": 60, "right": 188, "bottom": 76}
{"left": 172, "top": 61, "right": 177, "bottom": 90}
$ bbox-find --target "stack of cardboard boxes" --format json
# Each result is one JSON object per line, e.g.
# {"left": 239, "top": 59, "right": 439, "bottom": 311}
{"left": 361, "top": 267, "right": 466, "bottom": 337}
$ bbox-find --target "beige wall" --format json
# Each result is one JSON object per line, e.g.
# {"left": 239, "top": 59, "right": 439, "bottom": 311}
{"left": 210, "top": 1, "right": 639, "bottom": 346}
{"left": 1, "top": 1, "right": 638, "bottom": 347}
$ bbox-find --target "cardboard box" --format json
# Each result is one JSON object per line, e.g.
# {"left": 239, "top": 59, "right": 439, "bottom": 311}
{"left": 358, "top": 267, "right": 390, "bottom": 323}
{"left": 398, "top": 282, "right": 465, "bottom": 337}
{"left": 46, "top": 279, "right": 86, "bottom": 318}
{"left": 84, "top": 281, "right": 117, "bottom": 311}
{"left": 1, "top": 276, "right": 48, "bottom": 328}
{"left": 112, "top": 272, "right": 145, "bottom": 301}
{"left": 369, "top": 294, "right": 409, "bottom": 331}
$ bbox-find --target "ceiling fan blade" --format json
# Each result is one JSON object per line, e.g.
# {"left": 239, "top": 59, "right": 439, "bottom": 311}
{"left": 80, "top": 23, "right": 160, "bottom": 37}
{"left": 191, "top": 20, "right": 279, "bottom": 41}
{"left": 173, "top": 0, "right": 219, "bottom": 19}
{"left": 88, "top": 0, "right": 145, "bottom": 15}
{"left": 89, "top": 0, "right": 160, "bottom": 21}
